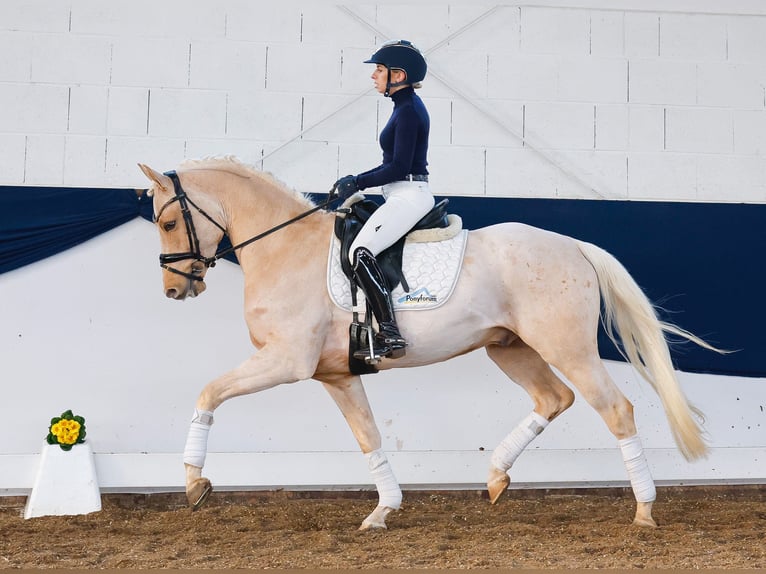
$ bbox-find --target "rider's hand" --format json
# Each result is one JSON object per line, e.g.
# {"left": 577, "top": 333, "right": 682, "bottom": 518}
{"left": 333, "top": 175, "right": 358, "bottom": 200}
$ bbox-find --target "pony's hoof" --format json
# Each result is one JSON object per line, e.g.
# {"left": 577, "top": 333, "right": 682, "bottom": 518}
{"left": 633, "top": 501, "right": 657, "bottom": 527}
{"left": 187, "top": 477, "right": 213, "bottom": 511}
{"left": 487, "top": 468, "right": 510, "bottom": 504}
{"left": 632, "top": 515, "right": 658, "bottom": 528}
{"left": 358, "top": 505, "right": 394, "bottom": 531}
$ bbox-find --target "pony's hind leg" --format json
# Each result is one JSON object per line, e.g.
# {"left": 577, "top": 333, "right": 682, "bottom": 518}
{"left": 485, "top": 340, "right": 575, "bottom": 504}
{"left": 556, "top": 356, "right": 657, "bottom": 527}
{"left": 320, "top": 375, "right": 402, "bottom": 531}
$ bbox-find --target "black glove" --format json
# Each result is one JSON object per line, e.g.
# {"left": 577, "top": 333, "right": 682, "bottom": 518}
{"left": 333, "top": 175, "right": 358, "bottom": 200}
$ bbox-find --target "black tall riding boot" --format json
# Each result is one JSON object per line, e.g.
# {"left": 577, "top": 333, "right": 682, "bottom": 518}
{"left": 353, "top": 247, "right": 407, "bottom": 359}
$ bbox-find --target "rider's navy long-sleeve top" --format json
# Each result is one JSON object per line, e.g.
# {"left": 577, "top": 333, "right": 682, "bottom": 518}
{"left": 355, "top": 86, "right": 430, "bottom": 190}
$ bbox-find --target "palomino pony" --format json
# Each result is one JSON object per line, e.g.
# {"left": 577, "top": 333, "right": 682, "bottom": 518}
{"left": 139, "top": 157, "right": 716, "bottom": 531}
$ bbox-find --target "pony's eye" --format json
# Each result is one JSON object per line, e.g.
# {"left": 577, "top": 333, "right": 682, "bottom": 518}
{"left": 163, "top": 220, "right": 177, "bottom": 232}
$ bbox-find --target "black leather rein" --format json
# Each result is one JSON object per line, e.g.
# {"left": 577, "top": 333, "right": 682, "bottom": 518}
{"left": 153, "top": 170, "right": 336, "bottom": 282}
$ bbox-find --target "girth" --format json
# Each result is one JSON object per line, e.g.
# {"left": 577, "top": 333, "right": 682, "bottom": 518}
{"left": 333, "top": 196, "right": 451, "bottom": 292}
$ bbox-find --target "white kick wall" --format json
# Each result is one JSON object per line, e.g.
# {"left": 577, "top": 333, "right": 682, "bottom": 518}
{"left": 1, "top": 1, "right": 764, "bottom": 495}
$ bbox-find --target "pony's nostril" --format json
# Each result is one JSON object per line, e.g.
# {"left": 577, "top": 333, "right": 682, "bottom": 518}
{"left": 165, "top": 288, "right": 178, "bottom": 299}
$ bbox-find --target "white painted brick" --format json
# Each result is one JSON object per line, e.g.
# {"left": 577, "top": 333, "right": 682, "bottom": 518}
{"left": 627, "top": 152, "right": 697, "bottom": 200}
{"left": 25, "top": 135, "right": 65, "bottom": 185}
{"left": 0, "top": 0, "right": 70, "bottom": 32}
{"left": 487, "top": 54, "right": 557, "bottom": 101}
{"left": 190, "top": 40, "right": 266, "bottom": 91}
{"left": 733, "top": 110, "right": 766, "bottom": 155}
{"left": 697, "top": 63, "right": 765, "bottom": 109}
{"left": 590, "top": 11, "right": 624, "bottom": 57}
{"left": 486, "top": 147, "right": 578, "bottom": 198}
{"left": 557, "top": 57, "right": 627, "bottom": 103}
{"left": 184, "top": 140, "right": 264, "bottom": 167}
{"left": 302, "top": 5, "right": 375, "bottom": 47}
{"left": 665, "top": 108, "right": 733, "bottom": 154}
{"left": 148, "top": 89, "right": 227, "bottom": 138}
{"left": 225, "top": 2, "right": 302, "bottom": 43}
{"left": 625, "top": 12, "right": 659, "bottom": 58}
{"left": 697, "top": 155, "right": 766, "bottom": 202}
{"left": 301, "top": 94, "right": 378, "bottom": 144}
{"left": 427, "top": 49, "right": 489, "bottom": 99}
{"left": 629, "top": 60, "right": 696, "bottom": 105}
{"left": 0, "top": 32, "right": 32, "bottom": 81}
{"left": 111, "top": 37, "right": 190, "bottom": 88}
{"left": 64, "top": 136, "right": 106, "bottom": 186}
{"left": 446, "top": 5, "right": 520, "bottom": 54}
{"left": 524, "top": 103, "right": 595, "bottom": 151}
{"left": 659, "top": 14, "right": 727, "bottom": 61}
{"left": 726, "top": 16, "right": 766, "bottom": 63}
{"left": 451, "top": 99, "right": 523, "bottom": 148}
{"left": 0, "top": 84, "right": 68, "bottom": 133}
{"left": 376, "top": 5, "right": 450, "bottom": 51}
{"left": 595, "top": 105, "right": 628, "bottom": 151}
{"left": 341, "top": 47, "right": 379, "bottom": 94}
{"left": 520, "top": 7, "right": 590, "bottom": 56}
{"left": 68, "top": 86, "right": 108, "bottom": 135}
{"left": 261, "top": 140, "right": 337, "bottom": 194}
{"left": 106, "top": 137, "right": 186, "bottom": 188}
{"left": 564, "top": 150, "right": 628, "bottom": 199}
{"left": 226, "top": 91, "right": 303, "bottom": 142}
{"left": 628, "top": 105, "right": 664, "bottom": 151}
{"left": 337, "top": 142, "right": 384, "bottom": 181}
{"left": 71, "top": 0, "right": 225, "bottom": 38}
{"left": 428, "top": 145, "right": 485, "bottom": 196}
{"left": 266, "top": 44, "right": 341, "bottom": 93}
{"left": 31, "top": 34, "right": 112, "bottom": 84}
{"left": 108, "top": 88, "right": 149, "bottom": 136}
{"left": 0, "top": 135, "right": 26, "bottom": 184}
{"left": 425, "top": 97, "right": 451, "bottom": 147}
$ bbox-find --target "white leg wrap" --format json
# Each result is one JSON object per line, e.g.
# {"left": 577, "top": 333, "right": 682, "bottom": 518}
{"left": 365, "top": 449, "right": 402, "bottom": 510}
{"left": 183, "top": 409, "right": 214, "bottom": 468}
{"left": 619, "top": 434, "right": 656, "bottom": 503}
{"left": 490, "top": 411, "right": 549, "bottom": 472}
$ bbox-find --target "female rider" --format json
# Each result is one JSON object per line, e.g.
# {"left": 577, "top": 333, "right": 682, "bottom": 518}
{"left": 333, "top": 39, "right": 434, "bottom": 360}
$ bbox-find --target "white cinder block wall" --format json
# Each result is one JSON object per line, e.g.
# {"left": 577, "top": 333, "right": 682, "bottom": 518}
{"left": 2, "top": 1, "right": 765, "bottom": 494}
{"left": 2, "top": 0, "right": 765, "bottom": 202}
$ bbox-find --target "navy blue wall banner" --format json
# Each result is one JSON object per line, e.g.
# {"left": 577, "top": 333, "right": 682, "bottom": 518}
{"left": 2, "top": 186, "right": 762, "bottom": 377}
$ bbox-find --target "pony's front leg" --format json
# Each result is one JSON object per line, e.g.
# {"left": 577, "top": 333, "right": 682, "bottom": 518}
{"left": 184, "top": 409, "right": 215, "bottom": 510}
{"left": 320, "top": 376, "right": 402, "bottom": 530}
{"left": 182, "top": 349, "right": 314, "bottom": 510}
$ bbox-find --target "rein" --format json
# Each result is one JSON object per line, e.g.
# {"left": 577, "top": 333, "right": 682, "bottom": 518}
{"left": 155, "top": 170, "right": 337, "bottom": 282}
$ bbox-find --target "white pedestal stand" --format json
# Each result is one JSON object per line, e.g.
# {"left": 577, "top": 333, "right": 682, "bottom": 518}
{"left": 24, "top": 442, "right": 102, "bottom": 519}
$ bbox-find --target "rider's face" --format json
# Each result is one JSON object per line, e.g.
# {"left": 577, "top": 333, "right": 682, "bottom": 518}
{"left": 371, "top": 65, "right": 388, "bottom": 94}
{"left": 371, "top": 65, "right": 406, "bottom": 94}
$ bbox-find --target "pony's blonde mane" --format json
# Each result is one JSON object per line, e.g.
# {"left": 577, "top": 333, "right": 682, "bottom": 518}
{"left": 179, "top": 156, "right": 316, "bottom": 208}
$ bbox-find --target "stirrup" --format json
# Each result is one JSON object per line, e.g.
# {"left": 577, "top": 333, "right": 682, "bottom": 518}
{"left": 352, "top": 327, "right": 406, "bottom": 363}
{"left": 352, "top": 338, "right": 406, "bottom": 362}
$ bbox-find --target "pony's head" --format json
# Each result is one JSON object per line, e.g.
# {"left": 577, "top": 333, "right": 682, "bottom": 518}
{"left": 139, "top": 164, "right": 226, "bottom": 300}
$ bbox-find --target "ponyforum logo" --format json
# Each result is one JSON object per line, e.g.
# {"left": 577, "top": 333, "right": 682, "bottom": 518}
{"left": 398, "top": 287, "right": 437, "bottom": 305}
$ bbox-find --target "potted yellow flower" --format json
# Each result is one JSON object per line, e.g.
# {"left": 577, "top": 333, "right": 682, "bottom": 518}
{"left": 46, "top": 410, "right": 86, "bottom": 451}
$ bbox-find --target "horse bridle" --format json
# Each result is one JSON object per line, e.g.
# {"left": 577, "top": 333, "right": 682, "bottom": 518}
{"left": 153, "top": 170, "right": 337, "bottom": 282}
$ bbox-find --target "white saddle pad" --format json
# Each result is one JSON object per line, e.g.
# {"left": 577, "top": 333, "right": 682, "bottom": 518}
{"left": 327, "top": 227, "right": 469, "bottom": 312}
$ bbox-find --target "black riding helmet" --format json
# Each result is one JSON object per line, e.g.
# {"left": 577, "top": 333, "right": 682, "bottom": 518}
{"left": 364, "top": 39, "right": 427, "bottom": 96}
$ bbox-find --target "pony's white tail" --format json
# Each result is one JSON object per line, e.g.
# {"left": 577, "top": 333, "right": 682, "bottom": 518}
{"left": 576, "top": 240, "right": 719, "bottom": 461}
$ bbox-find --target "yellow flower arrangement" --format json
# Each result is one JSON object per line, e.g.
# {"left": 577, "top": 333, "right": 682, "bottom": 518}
{"left": 46, "top": 410, "right": 86, "bottom": 451}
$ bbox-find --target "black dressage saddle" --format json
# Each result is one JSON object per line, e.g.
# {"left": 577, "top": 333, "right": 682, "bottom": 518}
{"left": 333, "top": 196, "right": 451, "bottom": 292}
{"left": 333, "top": 196, "right": 451, "bottom": 375}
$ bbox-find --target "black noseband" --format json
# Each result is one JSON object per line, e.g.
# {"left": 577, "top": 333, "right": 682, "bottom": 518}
{"left": 155, "top": 171, "right": 226, "bottom": 282}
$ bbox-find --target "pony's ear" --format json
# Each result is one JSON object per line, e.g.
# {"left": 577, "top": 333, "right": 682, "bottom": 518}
{"left": 138, "top": 163, "right": 173, "bottom": 191}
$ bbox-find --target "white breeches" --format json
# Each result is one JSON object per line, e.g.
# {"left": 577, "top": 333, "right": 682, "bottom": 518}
{"left": 348, "top": 181, "right": 434, "bottom": 263}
